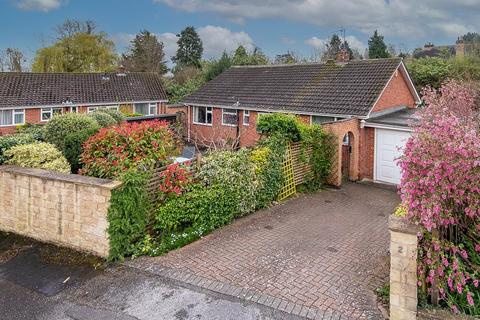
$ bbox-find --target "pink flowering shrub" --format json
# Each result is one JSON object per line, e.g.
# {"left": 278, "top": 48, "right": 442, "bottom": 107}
{"left": 398, "top": 80, "right": 480, "bottom": 314}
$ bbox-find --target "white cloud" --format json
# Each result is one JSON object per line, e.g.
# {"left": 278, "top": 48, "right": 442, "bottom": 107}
{"left": 113, "top": 26, "right": 254, "bottom": 64}
{"left": 197, "top": 25, "right": 254, "bottom": 59}
{"left": 305, "top": 36, "right": 326, "bottom": 50}
{"left": 16, "top": 0, "right": 63, "bottom": 12}
{"left": 157, "top": 32, "right": 178, "bottom": 60}
{"left": 156, "top": 0, "right": 480, "bottom": 40}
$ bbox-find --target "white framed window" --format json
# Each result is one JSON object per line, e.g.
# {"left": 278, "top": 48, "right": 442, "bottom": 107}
{"left": 134, "top": 103, "right": 157, "bottom": 116}
{"left": 70, "top": 106, "right": 78, "bottom": 113}
{"left": 149, "top": 103, "right": 157, "bottom": 115}
{"left": 0, "top": 109, "right": 25, "bottom": 126}
{"left": 87, "top": 105, "right": 119, "bottom": 113}
{"left": 222, "top": 108, "right": 238, "bottom": 126}
{"left": 243, "top": 110, "right": 250, "bottom": 126}
{"left": 41, "top": 107, "right": 63, "bottom": 121}
{"left": 193, "top": 106, "right": 213, "bottom": 125}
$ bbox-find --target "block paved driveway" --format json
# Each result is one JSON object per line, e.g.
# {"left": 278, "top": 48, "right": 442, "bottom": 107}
{"left": 130, "top": 183, "right": 399, "bottom": 319}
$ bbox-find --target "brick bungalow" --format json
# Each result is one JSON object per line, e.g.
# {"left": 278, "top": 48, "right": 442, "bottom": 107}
{"left": 0, "top": 72, "right": 168, "bottom": 135}
{"left": 176, "top": 57, "right": 421, "bottom": 185}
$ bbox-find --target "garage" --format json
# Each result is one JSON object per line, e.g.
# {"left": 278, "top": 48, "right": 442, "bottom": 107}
{"left": 375, "top": 128, "right": 411, "bottom": 184}
{"left": 365, "top": 107, "right": 416, "bottom": 185}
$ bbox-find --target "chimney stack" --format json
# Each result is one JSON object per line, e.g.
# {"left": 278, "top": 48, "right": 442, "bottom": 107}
{"left": 336, "top": 47, "right": 350, "bottom": 63}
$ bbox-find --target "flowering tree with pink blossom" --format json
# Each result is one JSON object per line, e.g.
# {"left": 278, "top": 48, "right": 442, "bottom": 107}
{"left": 398, "top": 80, "right": 480, "bottom": 314}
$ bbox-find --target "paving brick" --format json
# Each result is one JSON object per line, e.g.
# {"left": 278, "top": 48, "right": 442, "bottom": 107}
{"left": 130, "top": 183, "right": 399, "bottom": 320}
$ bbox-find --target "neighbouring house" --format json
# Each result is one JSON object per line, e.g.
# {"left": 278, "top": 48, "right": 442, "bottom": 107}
{"left": 175, "top": 57, "right": 421, "bottom": 185}
{"left": 412, "top": 37, "right": 479, "bottom": 59}
{"left": 0, "top": 71, "right": 169, "bottom": 135}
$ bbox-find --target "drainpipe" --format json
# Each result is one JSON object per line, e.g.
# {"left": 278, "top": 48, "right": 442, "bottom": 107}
{"left": 186, "top": 104, "right": 191, "bottom": 142}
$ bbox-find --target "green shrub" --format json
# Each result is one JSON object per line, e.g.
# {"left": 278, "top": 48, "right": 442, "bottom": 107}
{"left": 256, "top": 113, "right": 303, "bottom": 142}
{"left": 16, "top": 124, "right": 46, "bottom": 141}
{"left": 63, "top": 128, "right": 98, "bottom": 173}
{"left": 87, "top": 111, "right": 117, "bottom": 127}
{"left": 155, "top": 185, "right": 237, "bottom": 237}
{"left": 254, "top": 135, "right": 286, "bottom": 207}
{"left": 308, "top": 126, "right": 333, "bottom": 189}
{"left": 0, "top": 133, "right": 38, "bottom": 164}
{"left": 44, "top": 113, "right": 100, "bottom": 152}
{"left": 96, "top": 109, "right": 124, "bottom": 124}
{"left": 197, "top": 149, "right": 257, "bottom": 216}
{"left": 5, "top": 142, "right": 70, "bottom": 173}
{"left": 107, "top": 170, "right": 151, "bottom": 261}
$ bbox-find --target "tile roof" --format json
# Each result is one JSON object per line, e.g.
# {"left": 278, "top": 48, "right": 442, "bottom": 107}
{"left": 182, "top": 58, "right": 403, "bottom": 117}
{"left": 0, "top": 72, "right": 168, "bottom": 109}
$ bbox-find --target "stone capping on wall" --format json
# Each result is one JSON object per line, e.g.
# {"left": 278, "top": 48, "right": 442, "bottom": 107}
{"left": 0, "top": 165, "right": 120, "bottom": 189}
{"left": 388, "top": 214, "right": 419, "bottom": 320}
{"left": 0, "top": 165, "right": 121, "bottom": 258}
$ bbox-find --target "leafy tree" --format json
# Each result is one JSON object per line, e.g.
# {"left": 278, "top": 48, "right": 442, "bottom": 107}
{"left": 0, "top": 48, "right": 25, "bottom": 72}
{"left": 32, "top": 32, "right": 117, "bottom": 72}
{"left": 232, "top": 45, "right": 249, "bottom": 65}
{"left": 275, "top": 52, "right": 298, "bottom": 64}
{"left": 232, "top": 45, "right": 269, "bottom": 65}
{"left": 323, "top": 34, "right": 342, "bottom": 60}
{"left": 122, "top": 30, "right": 167, "bottom": 74}
{"left": 368, "top": 30, "right": 389, "bottom": 59}
{"left": 461, "top": 32, "right": 480, "bottom": 44}
{"left": 164, "top": 76, "right": 205, "bottom": 104}
{"left": 342, "top": 41, "right": 354, "bottom": 60}
{"left": 203, "top": 51, "right": 232, "bottom": 81}
{"left": 172, "top": 26, "right": 203, "bottom": 69}
{"left": 406, "top": 57, "right": 451, "bottom": 89}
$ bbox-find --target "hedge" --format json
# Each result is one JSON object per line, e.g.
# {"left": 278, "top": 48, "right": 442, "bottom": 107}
{"left": 5, "top": 142, "right": 70, "bottom": 173}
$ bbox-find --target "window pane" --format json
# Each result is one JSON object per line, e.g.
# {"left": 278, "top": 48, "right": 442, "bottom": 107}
{"left": 135, "top": 103, "right": 149, "bottom": 115}
{"left": 14, "top": 112, "right": 24, "bottom": 124}
{"left": 312, "top": 116, "right": 335, "bottom": 124}
{"left": 0, "top": 110, "right": 12, "bottom": 126}
{"left": 53, "top": 108, "right": 63, "bottom": 116}
{"left": 223, "top": 109, "right": 238, "bottom": 125}
{"left": 243, "top": 111, "right": 250, "bottom": 125}
{"left": 41, "top": 108, "right": 51, "bottom": 121}
{"left": 149, "top": 104, "right": 157, "bottom": 115}
{"left": 195, "top": 107, "right": 206, "bottom": 123}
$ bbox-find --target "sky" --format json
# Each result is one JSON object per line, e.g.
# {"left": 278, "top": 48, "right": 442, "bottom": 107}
{"left": 0, "top": 0, "right": 479, "bottom": 68}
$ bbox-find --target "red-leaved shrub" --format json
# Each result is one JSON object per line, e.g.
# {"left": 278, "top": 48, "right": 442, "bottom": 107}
{"left": 158, "top": 162, "right": 195, "bottom": 201}
{"left": 80, "top": 120, "right": 180, "bottom": 178}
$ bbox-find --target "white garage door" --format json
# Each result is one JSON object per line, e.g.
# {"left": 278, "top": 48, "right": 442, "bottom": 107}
{"left": 375, "top": 128, "right": 411, "bottom": 185}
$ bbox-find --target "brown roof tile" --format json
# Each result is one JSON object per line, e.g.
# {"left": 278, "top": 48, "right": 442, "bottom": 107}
{"left": 0, "top": 72, "right": 168, "bottom": 108}
{"left": 182, "top": 58, "right": 402, "bottom": 117}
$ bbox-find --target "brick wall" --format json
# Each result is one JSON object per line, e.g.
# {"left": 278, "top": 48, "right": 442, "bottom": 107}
{"left": 0, "top": 166, "right": 121, "bottom": 257}
{"left": 372, "top": 69, "right": 416, "bottom": 113}
{"left": 185, "top": 108, "right": 314, "bottom": 148}
{"left": 321, "top": 119, "right": 361, "bottom": 186}
{"left": 359, "top": 127, "right": 375, "bottom": 180}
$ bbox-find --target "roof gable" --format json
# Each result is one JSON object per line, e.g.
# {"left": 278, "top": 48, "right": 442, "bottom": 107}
{"left": 182, "top": 58, "right": 404, "bottom": 117}
{"left": 0, "top": 72, "right": 168, "bottom": 109}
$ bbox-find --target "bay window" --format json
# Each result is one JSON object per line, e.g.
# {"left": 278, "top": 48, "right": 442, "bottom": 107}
{"left": 0, "top": 109, "right": 24, "bottom": 126}
{"left": 193, "top": 106, "right": 213, "bottom": 125}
